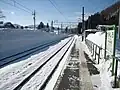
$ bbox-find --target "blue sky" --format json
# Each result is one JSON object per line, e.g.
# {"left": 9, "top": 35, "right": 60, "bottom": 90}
{"left": 0, "top": 0, "right": 117, "bottom": 26}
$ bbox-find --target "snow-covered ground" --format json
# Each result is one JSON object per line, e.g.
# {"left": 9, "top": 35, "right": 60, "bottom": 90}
{"left": 0, "top": 35, "right": 73, "bottom": 90}
{"left": 45, "top": 35, "right": 78, "bottom": 90}
{"left": 0, "top": 29, "right": 68, "bottom": 60}
{"left": 86, "top": 31, "right": 120, "bottom": 90}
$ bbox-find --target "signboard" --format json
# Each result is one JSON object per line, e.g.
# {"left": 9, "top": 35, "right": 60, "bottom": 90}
{"left": 105, "top": 25, "right": 117, "bottom": 75}
{"left": 106, "top": 25, "right": 116, "bottom": 56}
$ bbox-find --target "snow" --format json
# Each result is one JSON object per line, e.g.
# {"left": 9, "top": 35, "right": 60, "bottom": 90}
{"left": 0, "top": 36, "right": 72, "bottom": 90}
{"left": 44, "top": 35, "right": 78, "bottom": 90}
{"left": 21, "top": 38, "right": 74, "bottom": 90}
{"left": 0, "top": 29, "right": 68, "bottom": 60}
{"left": 86, "top": 31, "right": 120, "bottom": 90}
{"left": 86, "top": 32, "right": 105, "bottom": 48}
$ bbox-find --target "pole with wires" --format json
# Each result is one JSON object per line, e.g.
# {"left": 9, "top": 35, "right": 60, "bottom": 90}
{"left": 82, "top": 7, "right": 85, "bottom": 32}
{"left": 82, "top": 7, "right": 85, "bottom": 41}
{"left": 32, "top": 10, "right": 36, "bottom": 30}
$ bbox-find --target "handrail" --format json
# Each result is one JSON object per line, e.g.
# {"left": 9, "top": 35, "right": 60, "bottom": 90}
{"left": 85, "top": 39, "right": 120, "bottom": 88}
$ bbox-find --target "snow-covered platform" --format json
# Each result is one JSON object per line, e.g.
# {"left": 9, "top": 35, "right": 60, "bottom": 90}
{"left": 53, "top": 36, "right": 94, "bottom": 90}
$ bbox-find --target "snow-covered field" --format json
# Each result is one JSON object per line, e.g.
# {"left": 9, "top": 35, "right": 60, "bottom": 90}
{"left": 0, "top": 29, "right": 68, "bottom": 60}
{"left": 86, "top": 31, "right": 120, "bottom": 90}
{"left": 0, "top": 34, "right": 73, "bottom": 90}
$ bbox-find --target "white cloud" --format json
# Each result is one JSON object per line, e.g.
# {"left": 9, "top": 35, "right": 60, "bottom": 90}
{"left": 0, "top": 9, "right": 15, "bottom": 15}
{"left": 11, "top": 12, "right": 15, "bottom": 15}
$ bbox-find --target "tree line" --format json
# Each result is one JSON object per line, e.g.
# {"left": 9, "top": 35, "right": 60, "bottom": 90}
{"left": 77, "top": 12, "right": 118, "bottom": 34}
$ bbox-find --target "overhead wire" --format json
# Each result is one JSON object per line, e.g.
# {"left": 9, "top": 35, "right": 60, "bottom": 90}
{"left": 0, "top": 0, "right": 32, "bottom": 14}
{"left": 48, "top": 0, "right": 68, "bottom": 21}
{"left": 10, "top": 0, "right": 33, "bottom": 12}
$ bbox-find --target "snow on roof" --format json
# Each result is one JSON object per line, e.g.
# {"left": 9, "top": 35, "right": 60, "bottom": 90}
{"left": 85, "top": 29, "right": 98, "bottom": 32}
{"left": 0, "top": 23, "right": 4, "bottom": 26}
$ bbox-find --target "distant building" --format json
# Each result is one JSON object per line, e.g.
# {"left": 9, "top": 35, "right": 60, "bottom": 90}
{"left": 4, "top": 22, "right": 15, "bottom": 28}
{"left": 0, "top": 21, "right": 3, "bottom": 24}
{"left": 0, "top": 21, "right": 4, "bottom": 28}
{"left": 14, "top": 24, "right": 21, "bottom": 29}
{"left": 0, "top": 22, "right": 15, "bottom": 29}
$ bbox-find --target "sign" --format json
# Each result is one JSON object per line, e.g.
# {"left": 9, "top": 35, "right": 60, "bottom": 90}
{"left": 106, "top": 25, "right": 116, "bottom": 56}
{"left": 102, "top": 25, "right": 117, "bottom": 75}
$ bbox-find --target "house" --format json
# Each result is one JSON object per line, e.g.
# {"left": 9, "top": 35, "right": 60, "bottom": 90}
{"left": 0, "top": 22, "right": 15, "bottom": 29}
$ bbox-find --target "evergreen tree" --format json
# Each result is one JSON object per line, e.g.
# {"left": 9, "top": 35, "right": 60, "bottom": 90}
{"left": 46, "top": 23, "right": 49, "bottom": 28}
{"left": 25, "top": 26, "right": 28, "bottom": 29}
{"left": 57, "top": 27, "right": 59, "bottom": 30}
{"left": 21, "top": 26, "right": 24, "bottom": 29}
{"left": 65, "top": 27, "right": 68, "bottom": 33}
{"left": 37, "top": 22, "right": 45, "bottom": 29}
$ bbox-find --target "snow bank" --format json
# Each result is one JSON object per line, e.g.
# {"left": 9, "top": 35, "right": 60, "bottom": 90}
{"left": 86, "top": 31, "right": 120, "bottom": 90}
{"left": 86, "top": 32, "right": 105, "bottom": 48}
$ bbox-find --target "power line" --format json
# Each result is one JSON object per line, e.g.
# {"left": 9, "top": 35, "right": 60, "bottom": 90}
{"left": 48, "top": 0, "right": 68, "bottom": 21}
{"left": 0, "top": 0, "right": 32, "bottom": 14}
{"left": 10, "top": 0, "right": 33, "bottom": 12}
{"left": 1, "top": 0, "right": 37, "bottom": 29}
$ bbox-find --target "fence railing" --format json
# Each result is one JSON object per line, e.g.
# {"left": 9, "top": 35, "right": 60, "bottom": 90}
{"left": 85, "top": 39, "right": 103, "bottom": 64}
{"left": 85, "top": 39, "right": 120, "bottom": 88}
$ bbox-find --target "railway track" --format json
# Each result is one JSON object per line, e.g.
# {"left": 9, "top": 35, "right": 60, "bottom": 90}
{"left": 0, "top": 38, "right": 65, "bottom": 68}
{"left": 0, "top": 37, "right": 75, "bottom": 90}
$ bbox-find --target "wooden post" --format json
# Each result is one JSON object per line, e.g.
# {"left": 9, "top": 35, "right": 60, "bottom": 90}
{"left": 112, "top": 25, "right": 117, "bottom": 75}
{"left": 118, "top": 10, "right": 120, "bottom": 39}
{"left": 95, "top": 45, "right": 97, "bottom": 60}
{"left": 114, "top": 60, "right": 118, "bottom": 88}
{"left": 98, "top": 48, "right": 101, "bottom": 64}
{"left": 92, "top": 44, "right": 94, "bottom": 57}
{"left": 104, "top": 30, "right": 107, "bottom": 59}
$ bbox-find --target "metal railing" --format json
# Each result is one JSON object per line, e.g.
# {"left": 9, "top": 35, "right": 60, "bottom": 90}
{"left": 85, "top": 39, "right": 103, "bottom": 64}
{"left": 85, "top": 39, "right": 120, "bottom": 88}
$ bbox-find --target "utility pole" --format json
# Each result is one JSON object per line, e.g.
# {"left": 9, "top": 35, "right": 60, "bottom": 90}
{"left": 61, "top": 23, "right": 63, "bottom": 30}
{"left": 82, "top": 7, "right": 85, "bottom": 41}
{"left": 69, "top": 23, "right": 71, "bottom": 33}
{"left": 32, "top": 10, "right": 36, "bottom": 30}
{"left": 51, "top": 20, "right": 53, "bottom": 32}
{"left": 82, "top": 7, "right": 85, "bottom": 33}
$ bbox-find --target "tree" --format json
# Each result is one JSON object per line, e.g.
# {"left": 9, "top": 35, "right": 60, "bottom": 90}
{"left": 52, "top": 27, "right": 55, "bottom": 30}
{"left": 85, "top": 12, "right": 105, "bottom": 29}
{"left": 25, "top": 26, "right": 28, "bottom": 29}
{"left": 21, "top": 26, "right": 24, "bottom": 29}
{"left": 46, "top": 23, "right": 49, "bottom": 28}
{"left": 37, "top": 22, "right": 45, "bottom": 29}
{"left": 57, "top": 27, "right": 59, "bottom": 30}
{"left": 65, "top": 27, "right": 68, "bottom": 33}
